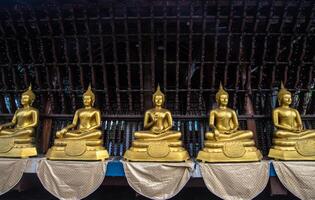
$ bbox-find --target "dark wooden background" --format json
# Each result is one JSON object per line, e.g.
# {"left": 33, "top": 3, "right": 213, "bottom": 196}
{"left": 0, "top": 0, "right": 314, "bottom": 157}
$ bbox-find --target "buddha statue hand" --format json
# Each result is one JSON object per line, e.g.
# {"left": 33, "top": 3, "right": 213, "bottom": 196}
{"left": 56, "top": 129, "right": 68, "bottom": 138}
{"left": 296, "top": 126, "right": 303, "bottom": 132}
{"left": 153, "top": 114, "right": 159, "bottom": 122}
{"left": 285, "top": 126, "right": 301, "bottom": 132}
{"left": 152, "top": 127, "right": 164, "bottom": 134}
{"left": 0, "top": 124, "right": 11, "bottom": 131}
{"left": 292, "top": 128, "right": 300, "bottom": 132}
{"left": 214, "top": 129, "right": 220, "bottom": 141}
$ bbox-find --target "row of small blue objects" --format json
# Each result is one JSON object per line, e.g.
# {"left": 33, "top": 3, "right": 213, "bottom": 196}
{"left": 105, "top": 160, "right": 277, "bottom": 177}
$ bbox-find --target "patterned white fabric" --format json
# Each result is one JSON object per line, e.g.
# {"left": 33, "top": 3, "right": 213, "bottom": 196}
{"left": 123, "top": 161, "right": 194, "bottom": 200}
{"left": 272, "top": 161, "right": 315, "bottom": 200}
{"left": 0, "top": 158, "right": 28, "bottom": 195}
{"left": 37, "top": 159, "right": 106, "bottom": 200}
{"left": 199, "top": 161, "right": 269, "bottom": 200}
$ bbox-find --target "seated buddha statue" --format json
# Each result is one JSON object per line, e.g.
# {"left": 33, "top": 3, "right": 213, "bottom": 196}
{"left": 46, "top": 85, "right": 109, "bottom": 161}
{"left": 124, "top": 85, "right": 189, "bottom": 161}
{"left": 268, "top": 82, "right": 315, "bottom": 160}
{"left": 0, "top": 85, "right": 39, "bottom": 158}
{"left": 197, "top": 83, "right": 262, "bottom": 162}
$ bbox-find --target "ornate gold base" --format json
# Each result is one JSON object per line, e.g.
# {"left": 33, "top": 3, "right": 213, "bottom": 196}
{"left": 124, "top": 147, "right": 190, "bottom": 162}
{"left": 197, "top": 147, "right": 262, "bottom": 163}
{"left": 46, "top": 141, "right": 109, "bottom": 161}
{"left": 268, "top": 148, "right": 315, "bottom": 160}
{"left": 0, "top": 147, "right": 37, "bottom": 158}
{"left": 0, "top": 138, "right": 37, "bottom": 158}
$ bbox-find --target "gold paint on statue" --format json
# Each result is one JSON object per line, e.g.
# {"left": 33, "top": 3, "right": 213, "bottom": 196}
{"left": 0, "top": 85, "right": 39, "bottom": 158}
{"left": 124, "top": 85, "right": 189, "bottom": 161}
{"left": 46, "top": 85, "right": 109, "bottom": 161}
{"left": 197, "top": 83, "right": 262, "bottom": 162}
{"left": 268, "top": 82, "right": 315, "bottom": 160}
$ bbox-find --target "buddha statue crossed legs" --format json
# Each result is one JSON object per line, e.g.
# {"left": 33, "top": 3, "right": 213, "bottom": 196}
{"left": 0, "top": 85, "right": 39, "bottom": 158}
{"left": 124, "top": 85, "right": 189, "bottom": 161}
{"left": 268, "top": 83, "right": 315, "bottom": 160}
{"left": 197, "top": 83, "right": 262, "bottom": 162}
{"left": 46, "top": 85, "right": 109, "bottom": 161}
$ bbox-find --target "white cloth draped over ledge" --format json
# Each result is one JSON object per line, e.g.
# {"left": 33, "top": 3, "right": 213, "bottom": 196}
{"left": 199, "top": 161, "right": 270, "bottom": 200}
{"left": 0, "top": 158, "right": 28, "bottom": 195}
{"left": 122, "top": 161, "right": 194, "bottom": 200}
{"left": 2, "top": 157, "right": 315, "bottom": 200}
{"left": 36, "top": 159, "right": 107, "bottom": 200}
{"left": 272, "top": 161, "right": 315, "bottom": 200}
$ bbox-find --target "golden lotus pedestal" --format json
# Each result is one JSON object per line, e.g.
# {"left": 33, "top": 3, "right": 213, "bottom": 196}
{"left": 197, "top": 141, "right": 262, "bottom": 163}
{"left": 46, "top": 139, "right": 109, "bottom": 161}
{"left": 124, "top": 141, "right": 190, "bottom": 162}
{"left": 268, "top": 139, "right": 315, "bottom": 160}
{"left": 0, "top": 138, "right": 37, "bottom": 158}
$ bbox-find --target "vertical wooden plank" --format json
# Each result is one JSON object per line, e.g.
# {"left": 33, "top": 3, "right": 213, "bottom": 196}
{"left": 124, "top": 5, "right": 133, "bottom": 112}
{"left": 212, "top": 1, "right": 219, "bottom": 90}
{"left": 136, "top": 4, "right": 144, "bottom": 112}
{"left": 163, "top": 1, "right": 167, "bottom": 92}
{"left": 175, "top": 1, "right": 180, "bottom": 111}
{"left": 97, "top": 7, "right": 110, "bottom": 110}
{"left": 110, "top": 4, "right": 121, "bottom": 111}
{"left": 71, "top": 6, "right": 85, "bottom": 89}
{"left": 224, "top": 2, "right": 232, "bottom": 86}
{"left": 35, "top": 7, "right": 53, "bottom": 152}
{"left": 150, "top": 4, "right": 155, "bottom": 90}
{"left": 186, "top": 2, "right": 193, "bottom": 112}
{"left": 199, "top": 1, "right": 207, "bottom": 111}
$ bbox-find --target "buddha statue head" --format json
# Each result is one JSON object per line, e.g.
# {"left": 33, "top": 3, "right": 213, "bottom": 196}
{"left": 278, "top": 82, "right": 292, "bottom": 106}
{"left": 215, "top": 83, "right": 229, "bottom": 106}
{"left": 83, "top": 84, "right": 95, "bottom": 107}
{"left": 152, "top": 85, "right": 165, "bottom": 107}
{"left": 21, "top": 84, "right": 35, "bottom": 106}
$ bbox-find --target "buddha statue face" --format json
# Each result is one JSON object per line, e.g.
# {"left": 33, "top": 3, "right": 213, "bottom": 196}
{"left": 21, "top": 85, "right": 35, "bottom": 106}
{"left": 83, "top": 95, "right": 94, "bottom": 107}
{"left": 218, "top": 94, "right": 229, "bottom": 106}
{"left": 216, "top": 83, "right": 229, "bottom": 106}
{"left": 21, "top": 94, "right": 31, "bottom": 106}
{"left": 153, "top": 95, "right": 164, "bottom": 106}
{"left": 279, "top": 93, "right": 292, "bottom": 106}
{"left": 278, "top": 82, "right": 292, "bottom": 106}
{"left": 82, "top": 85, "right": 95, "bottom": 107}
{"left": 152, "top": 85, "right": 165, "bottom": 107}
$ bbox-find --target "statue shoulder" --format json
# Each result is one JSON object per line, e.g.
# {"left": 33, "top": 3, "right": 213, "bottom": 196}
{"left": 228, "top": 108, "right": 236, "bottom": 114}
{"left": 163, "top": 108, "right": 171, "bottom": 113}
{"left": 273, "top": 107, "right": 281, "bottom": 113}
{"left": 145, "top": 109, "right": 154, "bottom": 114}
{"left": 76, "top": 108, "right": 84, "bottom": 113}
{"left": 293, "top": 108, "right": 300, "bottom": 114}
{"left": 15, "top": 108, "right": 22, "bottom": 113}
{"left": 92, "top": 107, "right": 100, "bottom": 112}
{"left": 30, "top": 107, "right": 39, "bottom": 114}
{"left": 209, "top": 109, "right": 217, "bottom": 114}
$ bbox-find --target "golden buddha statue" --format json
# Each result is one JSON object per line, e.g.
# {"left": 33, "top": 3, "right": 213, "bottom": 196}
{"left": 0, "top": 85, "right": 39, "bottom": 158}
{"left": 124, "top": 85, "right": 189, "bottom": 161}
{"left": 268, "top": 83, "right": 315, "bottom": 160}
{"left": 197, "top": 83, "right": 262, "bottom": 162}
{"left": 46, "top": 85, "right": 109, "bottom": 161}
